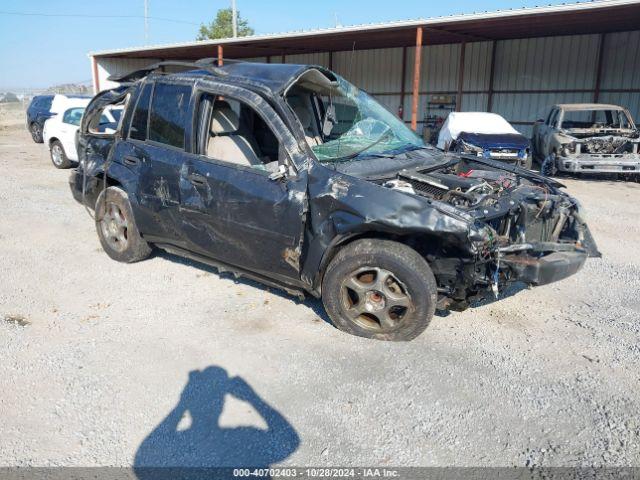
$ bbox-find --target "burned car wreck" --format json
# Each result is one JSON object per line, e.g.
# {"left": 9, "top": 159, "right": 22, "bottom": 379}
{"left": 533, "top": 103, "right": 640, "bottom": 176}
{"left": 70, "top": 60, "right": 599, "bottom": 341}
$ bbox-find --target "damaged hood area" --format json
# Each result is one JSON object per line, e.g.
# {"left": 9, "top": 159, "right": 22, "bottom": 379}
{"left": 559, "top": 129, "right": 640, "bottom": 155}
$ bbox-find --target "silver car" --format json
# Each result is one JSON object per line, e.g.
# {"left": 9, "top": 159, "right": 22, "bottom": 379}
{"left": 532, "top": 103, "right": 640, "bottom": 176}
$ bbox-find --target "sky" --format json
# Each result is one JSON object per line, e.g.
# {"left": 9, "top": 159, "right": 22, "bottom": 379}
{"left": 0, "top": 0, "right": 574, "bottom": 90}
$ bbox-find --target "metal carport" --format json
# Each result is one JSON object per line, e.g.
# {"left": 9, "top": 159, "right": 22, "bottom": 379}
{"left": 90, "top": 0, "right": 640, "bottom": 135}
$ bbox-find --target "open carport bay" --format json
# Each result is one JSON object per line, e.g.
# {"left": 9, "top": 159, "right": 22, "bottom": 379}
{"left": 1, "top": 104, "right": 639, "bottom": 467}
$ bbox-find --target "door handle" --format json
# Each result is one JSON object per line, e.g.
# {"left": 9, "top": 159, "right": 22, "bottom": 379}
{"left": 188, "top": 173, "right": 207, "bottom": 186}
{"left": 123, "top": 155, "right": 140, "bottom": 166}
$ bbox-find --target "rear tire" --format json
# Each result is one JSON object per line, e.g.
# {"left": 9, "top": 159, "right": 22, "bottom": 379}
{"left": 30, "top": 122, "right": 43, "bottom": 143}
{"left": 50, "top": 140, "right": 72, "bottom": 169}
{"left": 95, "top": 186, "right": 152, "bottom": 263}
{"left": 321, "top": 239, "right": 437, "bottom": 341}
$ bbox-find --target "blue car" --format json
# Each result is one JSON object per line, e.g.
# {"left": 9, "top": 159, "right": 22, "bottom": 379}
{"left": 26, "top": 94, "right": 91, "bottom": 143}
{"left": 26, "top": 95, "right": 55, "bottom": 143}
{"left": 437, "top": 112, "right": 532, "bottom": 169}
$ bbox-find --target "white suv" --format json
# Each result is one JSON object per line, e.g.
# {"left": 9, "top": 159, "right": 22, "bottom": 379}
{"left": 44, "top": 99, "right": 122, "bottom": 169}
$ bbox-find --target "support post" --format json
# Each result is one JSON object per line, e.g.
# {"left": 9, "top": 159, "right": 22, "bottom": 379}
{"left": 487, "top": 41, "right": 497, "bottom": 112}
{"left": 91, "top": 56, "right": 100, "bottom": 94}
{"left": 593, "top": 33, "right": 606, "bottom": 103}
{"left": 328, "top": 51, "right": 333, "bottom": 71}
{"left": 411, "top": 27, "right": 423, "bottom": 132}
{"left": 281, "top": 53, "right": 286, "bottom": 64}
{"left": 456, "top": 42, "right": 466, "bottom": 112}
{"left": 399, "top": 46, "right": 407, "bottom": 120}
{"left": 217, "top": 45, "right": 224, "bottom": 66}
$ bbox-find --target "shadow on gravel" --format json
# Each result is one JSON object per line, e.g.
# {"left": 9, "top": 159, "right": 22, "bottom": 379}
{"left": 134, "top": 366, "right": 299, "bottom": 478}
{"left": 157, "top": 250, "right": 334, "bottom": 326}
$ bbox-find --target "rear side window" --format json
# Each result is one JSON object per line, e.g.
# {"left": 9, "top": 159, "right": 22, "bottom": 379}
{"left": 63, "top": 107, "right": 84, "bottom": 126}
{"left": 148, "top": 83, "right": 191, "bottom": 149}
{"left": 129, "top": 83, "right": 153, "bottom": 141}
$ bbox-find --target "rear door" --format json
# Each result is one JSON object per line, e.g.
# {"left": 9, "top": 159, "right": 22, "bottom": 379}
{"left": 177, "top": 84, "right": 308, "bottom": 283}
{"left": 119, "top": 80, "right": 194, "bottom": 247}
{"left": 80, "top": 88, "right": 130, "bottom": 185}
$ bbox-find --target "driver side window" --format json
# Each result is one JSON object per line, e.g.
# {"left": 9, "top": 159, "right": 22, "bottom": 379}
{"left": 197, "top": 94, "right": 283, "bottom": 173}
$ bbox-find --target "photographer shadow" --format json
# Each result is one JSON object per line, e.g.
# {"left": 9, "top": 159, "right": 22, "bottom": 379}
{"left": 134, "top": 366, "right": 300, "bottom": 479}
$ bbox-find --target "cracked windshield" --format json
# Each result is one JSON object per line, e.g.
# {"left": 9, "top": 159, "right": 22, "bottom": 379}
{"left": 311, "top": 77, "right": 424, "bottom": 162}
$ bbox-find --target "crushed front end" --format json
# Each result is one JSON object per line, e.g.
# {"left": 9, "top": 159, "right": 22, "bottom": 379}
{"left": 380, "top": 156, "right": 599, "bottom": 310}
{"left": 556, "top": 134, "right": 640, "bottom": 174}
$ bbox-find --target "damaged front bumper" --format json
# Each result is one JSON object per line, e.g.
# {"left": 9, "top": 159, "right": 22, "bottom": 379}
{"left": 556, "top": 154, "right": 640, "bottom": 174}
{"left": 501, "top": 249, "right": 587, "bottom": 286}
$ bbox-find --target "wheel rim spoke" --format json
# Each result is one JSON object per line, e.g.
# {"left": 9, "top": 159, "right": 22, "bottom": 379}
{"left": 344, "top": 276, "right": 368, "bottom": 297}
{"left": 345, "top": 304, "right": 365, "bottom": 320}
{"left": 376, "top": 310, "right": 397, "bottom": 330}
{"left": 371, "top": 268, "right": 390, "bottom": 293}
{"left": 116, "top": 230, "right": 127, "bottom": 244}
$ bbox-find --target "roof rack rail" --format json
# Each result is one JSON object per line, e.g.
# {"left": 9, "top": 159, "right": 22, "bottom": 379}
{"left": 107, "top": 58, "right": 228, "bottom": 83}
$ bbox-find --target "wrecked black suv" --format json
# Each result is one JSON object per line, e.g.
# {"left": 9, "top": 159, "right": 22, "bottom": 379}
{"left": 70, "top": 60, "right": 599, "bottom": 341}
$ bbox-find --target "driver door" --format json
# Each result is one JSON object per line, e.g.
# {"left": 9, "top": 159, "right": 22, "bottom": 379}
{"left": 177, "top": 85, "right": 309, "bottom": 284}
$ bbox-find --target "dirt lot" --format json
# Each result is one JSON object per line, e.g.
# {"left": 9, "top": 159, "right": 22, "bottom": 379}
{"left": 1, "top": 102, "right": 639, "bottom": 468}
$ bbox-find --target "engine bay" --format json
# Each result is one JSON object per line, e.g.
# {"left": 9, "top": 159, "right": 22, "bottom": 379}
{"left": 379, "top": 164, "right": 583, "bottom": 248}
{"left": 381, "top": 165, "right": 522, "bottom": 211}
{"left": 577, "top": 135, "right": 640, "bottom": 155}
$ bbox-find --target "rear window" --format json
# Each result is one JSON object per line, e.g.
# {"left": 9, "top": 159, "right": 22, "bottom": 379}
{"left": 129, "top": 83, "right": 153, "bottom": 141}
{"left": 148, "top": 83, "right": 191, "bottom": 149}
{"left": 32, "top": 96, "right": 53, "bottom": 110}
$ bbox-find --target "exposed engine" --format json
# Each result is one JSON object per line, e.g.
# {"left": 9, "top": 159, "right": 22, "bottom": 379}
{"left": 579, "top": 136, "right": 637, "bottom": 154}
{"left": 381, "top": 165, "right": 583, "bottom": 247}
{"left": 383, "top": 167, "right": 517, "bottom": 209}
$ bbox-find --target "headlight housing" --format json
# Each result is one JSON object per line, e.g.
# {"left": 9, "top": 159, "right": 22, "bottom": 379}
{"left": 560, "top": 142, "right": 576, "bottom": 157}
{"left": 459, "top": 140, "right": 483, "bottom": 156}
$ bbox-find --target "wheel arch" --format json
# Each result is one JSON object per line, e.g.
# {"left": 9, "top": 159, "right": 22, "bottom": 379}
{"left": 311, "top": 229, "right": 446, "bottom": 295}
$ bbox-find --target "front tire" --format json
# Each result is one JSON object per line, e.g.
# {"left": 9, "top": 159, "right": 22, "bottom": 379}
{"left": 30, "top": 122, "right": 43, "bottom": 143}
{"left": 95, "top": 186, "right": 152, "bottom": 263}
{"left": 321, "top": 239, "right": 437, "bottom": 341}
{"left": 50, "top": 140, "right": 72, "bottom": 169}
{"left": 540, "top": 152, "right": 558, "bottom": 177}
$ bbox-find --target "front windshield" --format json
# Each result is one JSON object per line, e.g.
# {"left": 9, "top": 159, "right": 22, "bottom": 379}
{"left": 302, "top": 76, "right": 424, "bottom": 162}
{"left": 560, "top": 109, "right": 634, "bottom": 130}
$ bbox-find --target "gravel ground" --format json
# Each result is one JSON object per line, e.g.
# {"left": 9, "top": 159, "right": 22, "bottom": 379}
{"left": 1, "top": 103, "right": 639, "bottom": 467}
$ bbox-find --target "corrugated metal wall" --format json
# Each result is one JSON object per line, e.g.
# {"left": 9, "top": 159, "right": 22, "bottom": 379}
{"left": 96, "top": 30, "right": 640, "bottom": 138}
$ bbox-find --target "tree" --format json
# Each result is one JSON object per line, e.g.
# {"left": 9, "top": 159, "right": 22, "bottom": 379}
{"left": 197, "top": 8, "right": 254, "bottom": 40}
